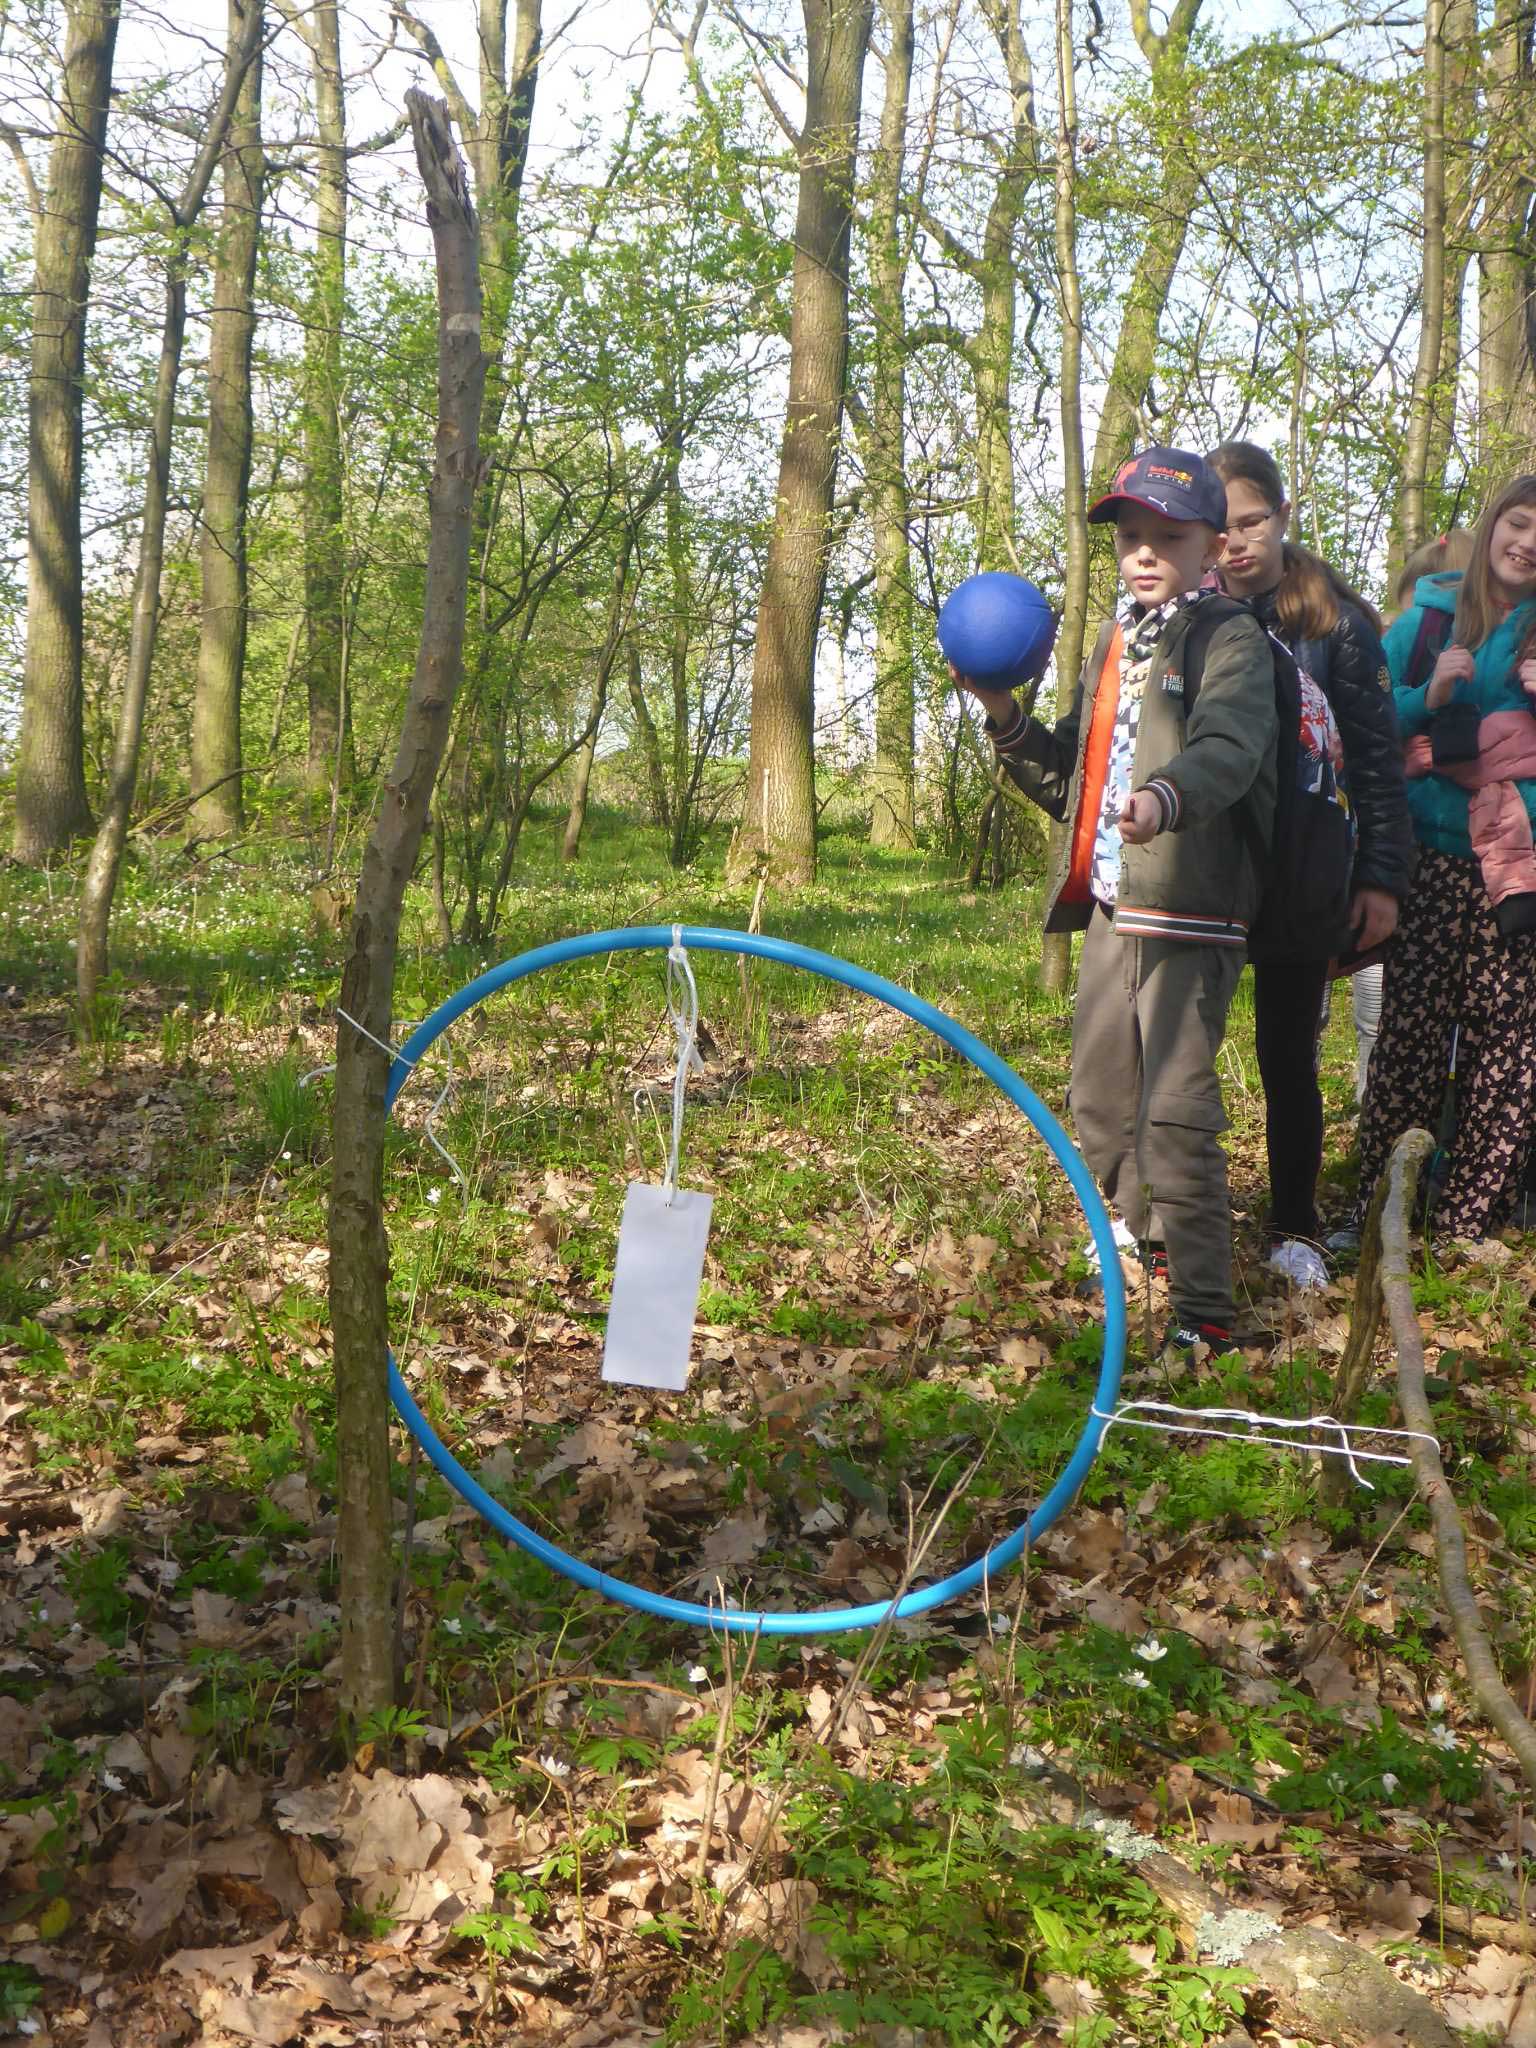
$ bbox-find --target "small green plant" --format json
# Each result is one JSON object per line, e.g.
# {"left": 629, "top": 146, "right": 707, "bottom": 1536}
{"left": 356, "top": 1704, "right": 429, "bottom": 1751}
{"left": 249, "top": 1053, "right": 329, "bottom": 1160}
{"left": 0, "top": 1961, "right": 42, "bottom": 2030}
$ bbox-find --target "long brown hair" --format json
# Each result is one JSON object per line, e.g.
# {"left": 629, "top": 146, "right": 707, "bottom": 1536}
{"left": 1206, "top": 440, "right": 1382, "bottom": 639}
{"left": 1454, "top": 474, "right": 1536, "bottom": 650}
{"left": 1394, "top": 529, "right": 1474, "bottom": 611}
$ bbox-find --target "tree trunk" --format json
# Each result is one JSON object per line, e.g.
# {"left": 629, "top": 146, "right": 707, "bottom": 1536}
{"left": 191, "top": 0, "right": 264, "bottom": 841}
{"left": 626, "top": 639, "right": 673, "bottom": 840}
{"left": 1395, "top": 0, "right": 1449, "bottom": 559}
{"left": 330, "top": 92, "right": 485, "bottom": 1722}
{"left": 728, "top": 0, "right": 875, "bottom": 889}
{"left": 865, "top": 0, "right": 916, "bottom": 850}
{"left": 303, "top": 0, "right": 351, "bottom": 793}
{"left": 1040, "top": 0, "right": 1089, "bottom": 998}
{"left": 13, "top": 0, "right": 121, "bottom": 864}
{"left": 1422, "top": 0, "right": 1475, "bottom": 505}
{"left": 561, "top": 541, "right": 638, "bottom": 861}
{"left": 1477, "top": 0, "right": 1536, "bottom": 466}
{"left": 75, "top": 10, "right": 264, "bottom": 1029}
{"left": 1085, "top": 0, "right": 1205, "bottom": 495}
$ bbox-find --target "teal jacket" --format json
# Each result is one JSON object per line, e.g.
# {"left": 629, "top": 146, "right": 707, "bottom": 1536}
{"left": 1386, "top": 570, "right": 1536, "bottom": 859}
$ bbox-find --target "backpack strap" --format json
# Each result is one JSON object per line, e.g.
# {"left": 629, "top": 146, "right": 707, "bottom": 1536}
{"left": 1169, "top": 597, "right": 1273, "bottom": 874}
{"left": 1402, "top": 604, "right": 1454, "bottom": 691}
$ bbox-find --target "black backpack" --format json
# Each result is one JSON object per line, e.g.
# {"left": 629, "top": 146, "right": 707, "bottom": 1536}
{"left": 1184, "top": 601, "right": 1355, "bottom": 962}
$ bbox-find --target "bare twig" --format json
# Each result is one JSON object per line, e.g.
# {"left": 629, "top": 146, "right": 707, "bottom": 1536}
{"left": 1380, "top": 1128, "right": 1536, "bottom": 1798}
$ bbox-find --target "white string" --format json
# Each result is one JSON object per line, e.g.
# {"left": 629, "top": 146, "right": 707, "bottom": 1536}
{"left": 662, "top": 926, "right": 703, "bottom": 1205}
{"left": 301, "top": 1008, "right": 468, "bottom": 1205}
{"left": 1090, "top": 1400, "right": 1440, "bottom": 1492}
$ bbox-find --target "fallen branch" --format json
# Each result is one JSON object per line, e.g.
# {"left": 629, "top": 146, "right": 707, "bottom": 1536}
{"left": 1380, "top": 1127, "right": 1536, "bottom": 1798}
{"left": 1015, "top": 1762, "right": 1456, "bottom": 2047}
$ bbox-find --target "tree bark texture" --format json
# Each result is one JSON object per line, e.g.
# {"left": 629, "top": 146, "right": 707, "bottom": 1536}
{"left": 191, "top": 0, "right": 265, "bottom": 841}
{"left": 729, "top": 0, "right": 875, "bottom": 889}
{"left": 1380, "top": 1128, "right": 1536, "bottom": 1797}
{"left": 330, "top": 91, "right": 485, "bottom": 1722}
{"left": 1040, "top": 0, "right": 1088, "bottom": 999}
{"left": 75, "top": 7, "right": 265, "bottom": 1028}
{"left": 13, "top": 0, "right": 121, "bottom": 864}
{"left": 1477, "top": 0, "right": 1536, "bottom": 465}
{"left": 864, "top": 0, "right": 916, "bottom": 850}
{"left": 303, "top": 0, "right": 352, "bottom": 793}
{"left": 1085, "top": 0, "right": 1204, "bottom": 495}
{"left": 1395, "top": 0, "right": 1449, "bottom": 560}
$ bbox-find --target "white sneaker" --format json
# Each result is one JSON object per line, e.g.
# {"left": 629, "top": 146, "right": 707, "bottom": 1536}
{"left": 1080, "top": 1214, "right": 1137, "bottom": 1275}
{"left": 1267, "top": 1238, "right": 1328, "bottom": 1291}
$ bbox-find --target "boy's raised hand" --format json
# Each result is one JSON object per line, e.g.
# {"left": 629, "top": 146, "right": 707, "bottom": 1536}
{"left": 947, "top": 660, "right": 1022, "bottom": 728}
{"left": 1425, "top": 643, "right": 1474, "bottom": 709}
{"left": 1118, "top": 789, "right": 1162, "bottom": 844}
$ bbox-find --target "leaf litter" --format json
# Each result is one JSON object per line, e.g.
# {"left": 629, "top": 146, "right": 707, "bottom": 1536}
{"left": 2, "top": 982, "right": 1535, "bottom": 2044}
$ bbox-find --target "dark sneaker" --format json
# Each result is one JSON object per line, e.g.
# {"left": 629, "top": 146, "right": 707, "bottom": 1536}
{"left": 1161, "top": 1318, "right": 1239, "bottom": 1361}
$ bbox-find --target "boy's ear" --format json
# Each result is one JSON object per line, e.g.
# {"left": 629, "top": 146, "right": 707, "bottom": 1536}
{"left": 1201, "top": 527, "right": 1228, "bottom": 571}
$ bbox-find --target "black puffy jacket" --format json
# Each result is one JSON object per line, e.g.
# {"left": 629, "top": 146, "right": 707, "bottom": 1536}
{"left": 1252, "top": 585, "right": 1416, "bottom": 902}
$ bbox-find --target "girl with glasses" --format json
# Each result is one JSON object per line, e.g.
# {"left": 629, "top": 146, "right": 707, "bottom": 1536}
{"left": 1206, "top": 442, "right": 1415, "bottom": 1288}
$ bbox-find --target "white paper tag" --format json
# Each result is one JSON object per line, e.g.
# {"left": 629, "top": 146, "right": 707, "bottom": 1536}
{"left": 601, "top": 1181, "right": 714, "bottom": 1391}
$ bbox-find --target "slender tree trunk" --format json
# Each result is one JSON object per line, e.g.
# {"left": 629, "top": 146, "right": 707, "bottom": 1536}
{"left": 562, "top": 536, "right": 639, "bottom": 860}
{"left": 866, "top": 0, "right": 916, "bottom": 849}
{"left": 626, "top": 639, "right": 673, "bottom": 840}
{"left": 1477, "top": 0, "right": 1536, "bottom": 466}
{"left": 1085, "top": 0, "right": 1205, "bottom": 494}
{"left": 1422, "top": 0, "right": 1475, "bottom": 515}
{"left": 75, "top": 9, "right": 264, "bottom": 1026}
{"left": 13, "top": 0, "right": 121, "bottom": 863}
{"left": 1396, "top": 0, "right": 1449, "bottom": 559}
{"left": 728, "top": 0, "right": 875, "bottom": 888}
{"left": 330, "top": 92, "right": 485, "bottom": 1722}
{"left": 1040, "top": 0, "right": 1089, "bottom": 998}
{"left": 191, "top": 0, "right": 265, "bottom": 840}
{"left": 303, "top": 0, "right": 351, "bottom": 792}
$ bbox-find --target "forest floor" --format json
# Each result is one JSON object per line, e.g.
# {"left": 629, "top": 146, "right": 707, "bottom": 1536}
{"left": 2, "top": 813, "right": 1535, "bottom": 2048}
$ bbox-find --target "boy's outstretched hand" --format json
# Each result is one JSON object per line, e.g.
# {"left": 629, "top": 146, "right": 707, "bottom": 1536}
{"left": 1118, "top": 790, "right": 1162, "bottom": 844}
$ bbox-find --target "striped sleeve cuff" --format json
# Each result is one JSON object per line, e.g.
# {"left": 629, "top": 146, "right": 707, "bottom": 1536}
{"left": 986, "top": 702, "right": 1029, "bottom": 753}
{"left": 1141, "top": 778, "right": 1180, "bottom": 833}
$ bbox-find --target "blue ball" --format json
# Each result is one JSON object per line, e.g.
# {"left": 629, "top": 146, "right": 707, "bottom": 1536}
{"left": 937, "top": 572, "right": 1056, "bottom": 687}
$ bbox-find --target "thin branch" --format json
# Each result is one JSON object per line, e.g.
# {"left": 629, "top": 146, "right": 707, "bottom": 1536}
{"left": 1381, "top": 1128, "right": 1536, "bottom": 1799}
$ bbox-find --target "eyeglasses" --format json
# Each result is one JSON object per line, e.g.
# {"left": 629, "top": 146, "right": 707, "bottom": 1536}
{"left": 1227, "top": 509, "right": 1281, "bottom": 539}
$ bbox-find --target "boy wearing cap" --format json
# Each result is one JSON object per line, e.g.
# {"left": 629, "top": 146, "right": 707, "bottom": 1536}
{"left": 950, "top": 447, "right": 1278, "bottom": 1356}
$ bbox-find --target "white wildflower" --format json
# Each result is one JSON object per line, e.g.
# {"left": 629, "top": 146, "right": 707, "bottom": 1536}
{"left": 1380, "top": 1773, "right": 1399, "bottom": 1794}
{"left": 1427, "top": 1691, "right": 1447, "bottom": 1714}
{"left": 101, "top": 1769, "right": 125, "bottom": 1792}
{"left": 442, "top": 1618, "right": 461, "bottom": 1635}
{"left": 1428, "top": 1724, "right": 1458, "bottom": 1751}
{"left": 538, "top": 1753, "right": 571, "bottom": 1779}
{"left": 1134, "top": 1636, "right": 1168, "bottom": 1662}
{"left": 687, "top": 1665, "right": 708, "bottom": 1685}
{"left": 1125, "top": 1670, "right": 1152, "bottom": 1691}
{"left": 427, "top": 1187, "right": 442, "bottom": 1205}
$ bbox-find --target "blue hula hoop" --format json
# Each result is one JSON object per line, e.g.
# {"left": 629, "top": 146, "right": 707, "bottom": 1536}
{"left": 385, "top": 926, "right": 1126, "bottom": 1636}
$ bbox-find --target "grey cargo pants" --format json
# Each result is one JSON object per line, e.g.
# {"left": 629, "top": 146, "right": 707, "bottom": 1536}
{"left": 1071, "top": 904, "right": 1244, "bottom": 1329}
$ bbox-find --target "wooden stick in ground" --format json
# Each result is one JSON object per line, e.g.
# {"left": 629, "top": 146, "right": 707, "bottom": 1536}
{"left": 1320, "top": 1161, "right": 1393, "bottom": 1511}
{"left": 1380, "top": 1126, "right": 1536, "bottom": 1797}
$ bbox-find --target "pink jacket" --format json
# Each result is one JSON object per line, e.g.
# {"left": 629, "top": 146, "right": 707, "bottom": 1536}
{"left": 1404, "top": 709, "right": 1536, "bottom": 906}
